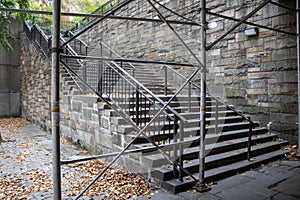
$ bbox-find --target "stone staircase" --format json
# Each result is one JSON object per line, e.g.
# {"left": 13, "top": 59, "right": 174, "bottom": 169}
{"left": 92, "top": 62, "right": 289, "bottom": 193}
{"left": 24, "top": 22, "right": 290, "bottom": 194}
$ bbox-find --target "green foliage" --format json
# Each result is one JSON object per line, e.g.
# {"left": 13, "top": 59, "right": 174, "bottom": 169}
{"left": 0, "top": 16, "right": 14, "bottom": 51}
{"left": 0, "top": 0, "right": 30, "bottom": 51}
{"left": 0, "top": 0, "right": 105, "bottom": 50}
{"left": 62, "top": 0, "right": 105, "bottom": 30}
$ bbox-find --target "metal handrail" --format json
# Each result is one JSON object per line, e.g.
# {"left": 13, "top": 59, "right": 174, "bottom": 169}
{"left": 23, "top": 22, "right": 32, "bottom": 40}
{"left": 100, "top": 41, "right": 136, "bottom": 71}
{"left": 23, "top": 22, "right": 51, "bottom": 57}
{"left": 64, "top": 32, "right": 136, "bottom": 73}
{"left": 70, "top": 0, "right": 125, "bottom": 33}
{"left": 163, "top": 65, "right": 200, "bottom": 92}
{"left": 34, "top": 24, "right": 49, "bottom": 41}
{"left": 100, "top": 62, "right": 178, "bottom": 126}
{"left": 24, "top": 20, "right": 193, "bottom": 196}
{"left": 163, "top": 65, "right": 255, "bottom": 160}
{"left": 67, "top": 31, "right": 89, "bottom": 47}
{"left": 63, "top": 31, "right": 89, "bottom": 56}
{"left": 110, "top": 61, "right": 186, "bottom": 122}
{"left": 164, "top": 65, "right": 254, "bottom": 123}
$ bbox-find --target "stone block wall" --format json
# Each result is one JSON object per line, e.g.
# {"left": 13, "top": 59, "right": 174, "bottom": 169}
{"left": 205, "top": 0, "right": 298, "bottom": 142}
{"left": 20, "top": 34, "right": 136, "bottom": 158}
{"left": 78, "top": 0, "right": 298, "bottom": 143}
{"left": 20, "top": 34, "right": 52, "bottom": 129}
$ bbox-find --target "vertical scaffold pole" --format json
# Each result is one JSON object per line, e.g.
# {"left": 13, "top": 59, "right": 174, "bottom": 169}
{"left": 51, "top": 0, "right": 62, "bottom": 199}
{"left": 297, "top": 0, "right": 300, "bottom": 155}
{"left": 196, "top": 0, "right": 210, "bottom": 192}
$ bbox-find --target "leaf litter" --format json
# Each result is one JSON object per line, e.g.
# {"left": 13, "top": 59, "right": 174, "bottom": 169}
{"left": 0, "top": 117, "right": 31, "bottom": 133}
{"left": 0, "top": 117, "right": 152, "bottom": 199}
{"left": 65, "top": 159, "right": 152, "bottom": 199}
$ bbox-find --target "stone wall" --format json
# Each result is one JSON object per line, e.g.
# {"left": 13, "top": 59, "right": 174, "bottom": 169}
{"left": 20, "top": 34, "right": 52, "bottom": 129}
{"left": 19, "top": 33, "right": 138, "bottom": 156}
{"left": 20, "top": 34, "right": 147, "bottom": 174}
{"left": 0, "top": 18, "right": 23, "bottom": 117}
{"left": 78, "top": 0, "right": 298, "bottom": 143}
{"left": 206, "top": 0, "right": 298, "bottom": 142}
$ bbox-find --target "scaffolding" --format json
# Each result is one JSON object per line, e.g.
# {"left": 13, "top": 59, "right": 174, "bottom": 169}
{"left": 1, "top": 0, "right": 299, "bottom": 198}
{"left": 51, "top": 0, "right": 300, "bottom": 197}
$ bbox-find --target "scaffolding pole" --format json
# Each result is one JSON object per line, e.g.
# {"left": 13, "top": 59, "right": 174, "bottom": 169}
{"left": 51, "top": 0, "right": 62, "bottom": 199}
{"left": 297, "top": 0, "right": 300, "bottom": 154}
{"left": 195, "top": 0, "right": 210, "bottom": 192}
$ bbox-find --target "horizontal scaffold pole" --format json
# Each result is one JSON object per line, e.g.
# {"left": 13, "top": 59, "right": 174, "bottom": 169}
{"left": 61, "top": 54, "right": 196, "bottom": 67}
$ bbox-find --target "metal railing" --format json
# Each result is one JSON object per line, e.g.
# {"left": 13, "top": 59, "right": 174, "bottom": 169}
{"left": 23, "top": 22, "right": 51, "bottom": 57}
{"left": 62, "top": 31, "right": 89, "bottom": 56}
{"left": 70, "top": 0, "right": 125, "bottom": 33}
{"left": 60, "top": 54, "right": 194, "bottom": 181}
{"left": 163, "top": 65, "right": 255, "bottom": 160}
{"left": 24, "top": 20, "right": 199, "bottom": 192}
{"left": 99, "top": 41, "right": 136, "bottom": 77}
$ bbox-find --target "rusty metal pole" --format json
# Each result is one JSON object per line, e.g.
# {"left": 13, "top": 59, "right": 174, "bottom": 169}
{"left": 51, "top": 0, "right": 62, "bottom": 199}
{"left": 297, "top": 0, "right": 300, "bottom": 154}
{"left": 195, "top": 0, "right": 210, "bottom": 192}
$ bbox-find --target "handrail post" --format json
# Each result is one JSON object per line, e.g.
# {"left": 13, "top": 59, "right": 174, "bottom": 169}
{"left": 83, "top": 61, "right": 87, "bottom": 91}
{"left": 179, "top": 118, "right": 184, "bottom": 182}
{"left": 132, "top": 66, "right": 135, "bottom": 77}
{"left": 188, "top": 82, "right": 191, "bottom": 112}
{"left": 164, "top": 66, "right": 168, "bottom": 96}
{"left": 98, "top": 62, "right": 103, "bottom": 97}
{"left": 135, "top": 84, "right": 140, "bottom": 126}
{"left": 215, "top": 100, "right": 219, "bottom": 135}
{"left": 80, "top": 40, "right": 82, "bottom": 55}
{"left": 173, "top": 115, "right": 178, "bottom": 178}
{"left": 32, "top": 26, "right": 34, "bottom": 42}
{"left": 247, "top": 117, "right": 253, "bottom": 161}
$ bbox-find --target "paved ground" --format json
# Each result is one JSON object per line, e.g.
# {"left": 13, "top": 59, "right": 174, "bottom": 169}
{"left": 148, "top": 160, "right": 300, "bottom": 200}
{"left": 0, "top": 123, "right": 300, "bottom": 199}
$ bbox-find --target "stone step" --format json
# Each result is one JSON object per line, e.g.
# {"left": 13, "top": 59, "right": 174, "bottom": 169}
{"left": 143, "top": 132, "right": 278, "bottom": 169}
{"left": 114, "top": 114, "right": 244, "bottom": 128}
{"left": 115, "top": 105, "right": 228, "bottom": 117}
{"left": 117, "top": 100, "right": 215, "bottom": 110}
{"left": 152, "top": 139, "right": 288, "bottom": 183}
{"left": 160, "top": 149, "right": 290, "bottom": 194}
{"left": 123, "top": 121, "right": 261, "bottom": 144}
{"left": 185, "top": 110, "right": 238, "bottom": 118}
{"left": 97, "top": 95, "right": 211, "bottom": 104}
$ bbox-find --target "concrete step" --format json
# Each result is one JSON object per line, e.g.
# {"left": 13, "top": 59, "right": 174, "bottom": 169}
{"left": 143, "top": 131, "right": 279, "bottom": 168}
{"left": 160, "top": 149, "right": 290, "bottom": 194}
{"left": 115, "top": 105, "right": 229, "bottom": 117}
{"left": 126, "top": 121, "right": 264, "bottom": 145}
{"left": 114, "top": 114, "right": 243, "bottom": 127}
{"left": 152, "top": 139, "right": 288, "bottom": 182}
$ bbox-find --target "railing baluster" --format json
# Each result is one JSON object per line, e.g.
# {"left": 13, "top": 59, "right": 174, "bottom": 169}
{"left": 164, "top": 66, "right": 167, "bottom": 96}
{"left": 83, "top": 62, "right": 87, "bottom": 91}
{"left": 136, "top": 85, "right": 140, "bottom": 125}
{"left": 179, "top": 118, "right": 184, "bottom": 182}
{"left": 173, "top": 115, "right": 178, "bottom": 178}
{"left": 215, "top": 100, "right": 219, "bottom": 135}
{"left": 188, "top": 82, "right": 191, "bottom": 112}
{"left": 80, "top": 40, "right": 82, "bottom": 55}
{"left": 247, "top": 118, "right": 253, "bottom": 161}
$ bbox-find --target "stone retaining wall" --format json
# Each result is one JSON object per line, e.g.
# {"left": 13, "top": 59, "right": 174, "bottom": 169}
{"left": 20, "top": 34, "right": 52, "bottom": 129}
{"left": 20, "top": 34, "right": 142, "bottom": 167}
